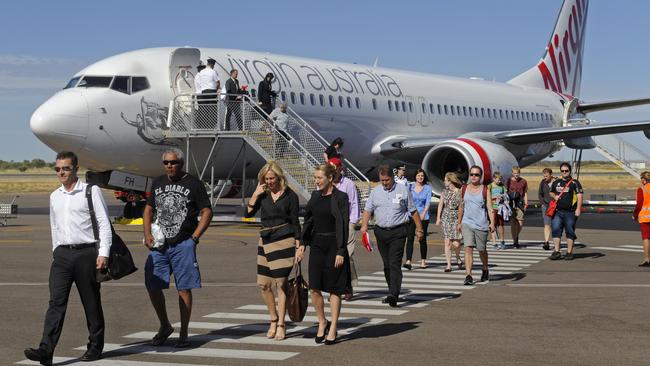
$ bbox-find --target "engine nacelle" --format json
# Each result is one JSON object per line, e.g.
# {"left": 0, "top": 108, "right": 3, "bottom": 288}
{"left": 422, "top": 138, "right": 518, "bottom": 195}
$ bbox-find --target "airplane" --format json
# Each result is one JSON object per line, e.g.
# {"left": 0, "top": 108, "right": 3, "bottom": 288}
{"left": 30, "top": 0, "right": 650, "bottom": 206}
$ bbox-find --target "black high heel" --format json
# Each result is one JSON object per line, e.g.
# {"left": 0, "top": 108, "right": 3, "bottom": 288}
{"left": 315, "top": 320, "right": 330, "bottom": 344}
{"left": 324, "top": 330, "right": 338, "bottom": 345}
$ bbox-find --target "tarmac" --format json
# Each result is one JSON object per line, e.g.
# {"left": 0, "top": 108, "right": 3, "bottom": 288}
{"left": 1, "top": 191, "right": 648, "bottom": 366}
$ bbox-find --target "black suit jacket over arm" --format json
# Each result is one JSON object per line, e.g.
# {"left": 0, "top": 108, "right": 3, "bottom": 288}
{"left": 301, "top": 188, "right": 350, "bottom": 256}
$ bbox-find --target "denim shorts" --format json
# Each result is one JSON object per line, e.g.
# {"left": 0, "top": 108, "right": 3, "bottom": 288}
{"left": 145, "top": 237, "right": 201, "bottom": 291}
{"left": 541, "top": 205, "right": 552, "bottom": 225}
{"left": 551, "top": 210, "right": 578, "bottom": 240}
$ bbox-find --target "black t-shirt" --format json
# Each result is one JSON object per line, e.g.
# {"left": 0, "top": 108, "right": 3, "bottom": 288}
{"left": 551, "top": 177, "right": 583, "bottom": 211}
{"left": 325, "top": 145, "right": 340, "bottom": 159}
{"left": 147, "top": 173, "right": 211, "bottom": 245}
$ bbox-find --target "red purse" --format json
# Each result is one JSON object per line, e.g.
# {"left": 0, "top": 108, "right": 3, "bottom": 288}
{"left": 546, "top": 179, "right": 573, "bottom": 217}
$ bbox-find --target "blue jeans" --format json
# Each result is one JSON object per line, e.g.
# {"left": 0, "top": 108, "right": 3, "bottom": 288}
{"left": 551, "top": 210, "right": 577, "bottom": 240}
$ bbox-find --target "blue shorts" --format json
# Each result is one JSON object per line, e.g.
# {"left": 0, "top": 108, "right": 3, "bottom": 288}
{"left": 541, "top": 205, "right": 552, "bottom": 225}
{"left": 145, "top": 237, "right": 201, "bottom": 291}
{"left": 551, "top": 210, "right": 578, "bottom": 240}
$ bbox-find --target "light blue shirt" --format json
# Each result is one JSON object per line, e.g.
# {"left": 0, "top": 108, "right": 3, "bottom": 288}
{"left": 409, "top": 183, "right": 432, "bottom": 220}
{"left": 461, "top": 186, "right": 489, "bottom": 231}
{"left": 364, "top": 182, "right": 415, "bottom": 228}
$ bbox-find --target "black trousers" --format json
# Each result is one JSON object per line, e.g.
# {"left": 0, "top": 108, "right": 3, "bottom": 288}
{"left": 39, "top": 246, "right": 104, "bottom": 355}
{"left": 374, "top": 224, "right": 408, "bottom": 298}
{"left": 260, "top": 102, "right": 273, "bottom": 115}
{"left": 225, "top": 100, "right": 241, "bottom": 130}
{"left": 406, "top": 219, "right": 430, "bottom": 261}
{"left": 199, "top": 89, "right": 218, "bottom": 129}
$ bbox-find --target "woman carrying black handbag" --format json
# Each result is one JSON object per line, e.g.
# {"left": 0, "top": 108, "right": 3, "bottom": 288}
{"left": 296, "top": 163, "right": 351, "bottom": 345}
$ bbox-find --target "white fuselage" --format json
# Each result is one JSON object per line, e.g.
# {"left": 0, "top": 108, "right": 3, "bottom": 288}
{"left": 31, "top": 47, "right": 565, "bottom": 179}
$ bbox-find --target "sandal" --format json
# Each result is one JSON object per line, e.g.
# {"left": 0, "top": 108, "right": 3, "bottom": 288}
{"left": 151, "top": 325, "right": 174, "bottom": 346}
{"left": 274, "top": 324, "right": 286, "bottom": 341}
{"left": 444, "top": 267, "right": 452, "bottom": 272}
{"left": 267, "top": 318, "right": 279, "bottom": 339}
{"left": 420, "top": 260, "right": 427, "bottom": 269}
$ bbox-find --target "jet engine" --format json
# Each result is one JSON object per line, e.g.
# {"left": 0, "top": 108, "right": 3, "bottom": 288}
{"left": 422, "top": 138, "right": 518, "bottom": 195}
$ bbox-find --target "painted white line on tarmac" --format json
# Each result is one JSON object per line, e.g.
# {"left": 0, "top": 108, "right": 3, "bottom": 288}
{"left": 17, "top": 357, "right": 207, "bottom": 366}
{"left": 124, "top": 331, "right": 320, "bottom": 347}
{"left": 507, "top": 283, "right": 650, "bottom": 288}
{"left": 359, "top": 275, "right": 464, "bottom": 285}
{"left": 353, "top": 286, "right": 472, "bottom": 294}
{"left": 592, "top": 247, "right": 643, "bottom": 253}
{"left": 203, "top": 312, "right": 386, "bottom": 325}
{"left": 620, "top": 245, "right": 644, "bottom": 249}
{"left": 238, "top": 304, "right": 407, "bottom": 316}
{"left": 77, "top": 343, "right": 298, "bottom": 361}
{"left": 181, "top": 321, "right": 311, "bottom": 333}
{"left": 357, "top": 281, "right": 471, "bottom": 291}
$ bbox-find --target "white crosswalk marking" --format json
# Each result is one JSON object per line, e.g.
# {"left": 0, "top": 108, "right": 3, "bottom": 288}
{"left": 16, "top": 357, "right": 209, "bottom": 366}
{"left": 124, "top": 331, "right": 321, "bottom": 347}
{"left": 16, "top": 240, "right": 551, "bottom": 365}
{"left": 203, "top": 312, "right": 386, "bottom": 325}
{"left": 237, "top": 304, "right": 407, "bottom": 316}
{"left": 81, "top": 343, "right": 298, "bottom": 361}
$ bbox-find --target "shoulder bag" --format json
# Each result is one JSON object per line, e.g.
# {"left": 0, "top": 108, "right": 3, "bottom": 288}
{"left": 546, "top": 179, "right": 573, "bottom": 218}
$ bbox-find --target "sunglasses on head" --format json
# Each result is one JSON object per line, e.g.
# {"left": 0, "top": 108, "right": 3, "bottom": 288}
{"left": 163, "top": 160, "right": 180, "bottom": 166}
{"left": 54, "top": 166, "right": 74, "bottom": 173}
{"left": 469, "top": 173, "right": 481, "bottom": 177}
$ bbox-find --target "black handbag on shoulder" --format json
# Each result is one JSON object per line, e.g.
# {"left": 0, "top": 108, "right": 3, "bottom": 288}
{"left": 86, "top": 185, "right": 138, "bottom": 282}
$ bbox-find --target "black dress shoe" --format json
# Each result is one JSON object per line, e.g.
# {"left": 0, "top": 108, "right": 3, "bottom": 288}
{"left": 24, "top": 348, "right": 52, "bottom": 366}
{"left": 80, "top": 349, "right": 102, "bottom": 362}
{"left": 387, "top": 295, "right": 397, "bottom": 307}
{"left": 403, "top": 263, "right": 412, "bottom": 270}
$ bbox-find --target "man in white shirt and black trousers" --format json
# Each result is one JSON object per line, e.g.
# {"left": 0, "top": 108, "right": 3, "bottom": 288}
{"left": 25, "top": 151, "right": 112, "bottom": 365}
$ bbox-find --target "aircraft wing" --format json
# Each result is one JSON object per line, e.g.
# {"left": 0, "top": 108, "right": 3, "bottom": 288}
{"left": 494, "top": 119, "right": 650, "bottom": 144}
{"left": 577, "top": 97, "right": 650, "bottom": 114}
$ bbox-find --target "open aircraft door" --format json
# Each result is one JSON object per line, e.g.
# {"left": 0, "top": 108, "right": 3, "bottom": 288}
{"left": 169, "top": 48, "right": 201, "bottom": 96}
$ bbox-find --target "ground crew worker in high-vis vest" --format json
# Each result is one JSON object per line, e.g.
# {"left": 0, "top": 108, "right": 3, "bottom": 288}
{"left": 633, "top": 171, "right": 650, "bottom": 267}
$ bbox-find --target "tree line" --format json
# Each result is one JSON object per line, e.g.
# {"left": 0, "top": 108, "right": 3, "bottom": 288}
{"left": 0, "top": 159, "right": 52, "bottom": 172}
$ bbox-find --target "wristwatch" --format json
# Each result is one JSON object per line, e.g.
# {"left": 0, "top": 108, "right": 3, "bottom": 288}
{"left": 192, "top": 236, "right": 200, "bottom": 244}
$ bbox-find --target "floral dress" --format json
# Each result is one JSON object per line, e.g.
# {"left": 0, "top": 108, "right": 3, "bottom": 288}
{"left": 441, "top": 188, "right": 462, "bottom": 240}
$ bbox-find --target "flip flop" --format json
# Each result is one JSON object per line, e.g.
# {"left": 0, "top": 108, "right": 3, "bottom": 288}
{"left": 151, "top": 326, "right": 174, "bottom": 346}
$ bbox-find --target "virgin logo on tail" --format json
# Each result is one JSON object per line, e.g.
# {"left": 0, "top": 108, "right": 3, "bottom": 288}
{"left": 538, "top": 0, "right": 589, "bottom": 97}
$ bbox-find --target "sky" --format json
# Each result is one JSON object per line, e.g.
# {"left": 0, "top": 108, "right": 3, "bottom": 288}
{"left": 1, "top": 0, "right": 649, "bottom": 163}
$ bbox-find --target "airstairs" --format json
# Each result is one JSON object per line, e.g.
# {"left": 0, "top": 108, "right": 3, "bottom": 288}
{"left": 164, "top": 93, "right": 371, "bottom": 205}
{"left": 593, "top": 134, "right": 649, "bottom": 177}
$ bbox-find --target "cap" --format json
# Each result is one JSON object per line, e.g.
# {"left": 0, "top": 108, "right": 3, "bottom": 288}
{"left": 327, "top": 157, "right": 342, "bottom": 168}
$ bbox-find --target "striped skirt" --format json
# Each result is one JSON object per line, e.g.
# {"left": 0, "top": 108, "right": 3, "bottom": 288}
{"left": 257, "top": 237, "right": 296, "bottom": 287}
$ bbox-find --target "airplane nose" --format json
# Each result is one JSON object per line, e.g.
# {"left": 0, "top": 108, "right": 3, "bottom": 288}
{"left": 30, "top": 89, "right": 89, "bottom": 152}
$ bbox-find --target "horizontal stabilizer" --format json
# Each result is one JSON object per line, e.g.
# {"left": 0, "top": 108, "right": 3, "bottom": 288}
{"left": 577, "top": 97, "right": 650, "bottom": 114}
{"left": 494, "top": 119, "right": 650, "bottom": 144}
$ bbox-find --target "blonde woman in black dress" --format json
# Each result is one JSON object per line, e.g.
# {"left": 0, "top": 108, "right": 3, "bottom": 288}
{"left": 296, "top": 163, "right": 350, "bottom": 345}
{"left": 246, "top": 161, "right": 301, "bottom": 341}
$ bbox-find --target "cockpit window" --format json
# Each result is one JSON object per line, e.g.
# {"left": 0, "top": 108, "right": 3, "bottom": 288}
{"left": 78, "top": 76, "right": 113, "bottom": 88}
{"left": 64, "top": 77, "right": 80, "bottom": 89}
{"left": 110, "top": 76, "right": 130, "bottom": 94}
{"left": 131, "top": 77, "right": 150, "bottom": 93}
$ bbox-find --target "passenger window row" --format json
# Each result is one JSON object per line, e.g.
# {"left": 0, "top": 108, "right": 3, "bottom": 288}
{"left": 278, "top": 91, "right": 364, "bottom": 110}
{"left": 388, "top": 100, "right": 553, "bottom": 122}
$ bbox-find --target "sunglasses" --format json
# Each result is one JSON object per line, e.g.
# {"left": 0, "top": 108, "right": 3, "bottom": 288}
{"left": 560, "top": 169, "right": 570, "bottom": 173}
{"left": 469, "top": 173, "right": 481, "bottom": 177}
{"left": 54, "top": 166, "right": 74, "bottom": 173}
{"left": 163, "top": 160, "right": 180, "bottom": 166}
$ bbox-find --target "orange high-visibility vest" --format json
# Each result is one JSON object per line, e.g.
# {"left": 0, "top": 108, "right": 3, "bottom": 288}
{"left": 640, "top": 183, "right": 650, "bottom": 223}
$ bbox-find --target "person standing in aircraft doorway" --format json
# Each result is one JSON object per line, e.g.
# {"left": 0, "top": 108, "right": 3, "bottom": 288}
{"left": 197, "top": 58, "right": 220, "bottom": 130}
{"left": 507, "top": 166, "right": 528, "bottom": 248}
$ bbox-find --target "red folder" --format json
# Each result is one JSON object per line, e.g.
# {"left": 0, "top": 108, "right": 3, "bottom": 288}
{"left": 362, "top": 232, "right": 374, "bottom": 252}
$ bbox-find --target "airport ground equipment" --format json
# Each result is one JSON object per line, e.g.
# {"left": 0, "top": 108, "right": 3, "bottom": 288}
{"left": 165, "top": 93, "right": 371, "bottom": 209}
{"left": 0, "top": 195, "right": 18, "bottom": 226}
